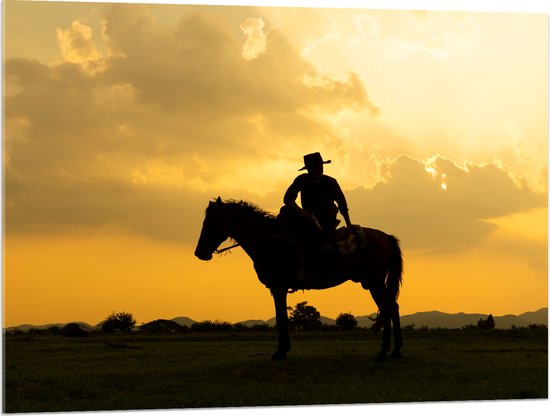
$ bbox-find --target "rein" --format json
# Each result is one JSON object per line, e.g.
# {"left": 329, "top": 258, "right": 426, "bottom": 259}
{"left": 214, "top": 243, "right": 241, "bottom": 255}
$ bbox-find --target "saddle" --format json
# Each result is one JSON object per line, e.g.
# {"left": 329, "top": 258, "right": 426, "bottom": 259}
{"left": 284, "top": 226, "right": 368, "bottom": 291}
{"left": 320, "top": 225, "right": 368, "bottom": 256}
{"left": 276, "top": 205, "right": 368, "bottom": 257}
{"left": 273, "top": 207, "right": 369, "bottom": 286}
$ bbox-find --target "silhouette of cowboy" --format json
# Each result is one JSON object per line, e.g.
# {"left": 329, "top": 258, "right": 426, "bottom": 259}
{"left": 283, "top": 152, "right": 352, "bottom": 233}
{"left": 280, "top": 152, "right": 353, "bottom": 284}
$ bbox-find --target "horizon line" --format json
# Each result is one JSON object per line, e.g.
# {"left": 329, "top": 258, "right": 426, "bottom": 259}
{"left": 4, "top": 306, "right": 547, "bottom": 329}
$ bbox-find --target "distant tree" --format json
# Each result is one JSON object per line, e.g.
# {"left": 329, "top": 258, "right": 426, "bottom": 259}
{"left": 530, "top": 324, "right": 547, "bottom": 330}
{"left": 232, "top": 323, "right": 248, "bottom": 331}
{"left": 477, "top": 314, "right": 495, "bottom": 330}
{"left": 101, "top": 312, "right": 136, "bottom": 333}
{"left": 191, "top": 320, "right": 233, "bottom": 332}
{"left": 288, "top": 301, "right": 322, "bottom": 330}
{"left": 139, "top": 319, "right": 186, "bottom": 334}
{"left": 250, "top": 323, "right": 271, "bottom": 331}
{"left": 47, "top": 325, "right": 63, "bottom": 335}
{"left": 336, "top": 312, "right": 358, "bottom": 330}
{"left": 62, "top": 323, "right": 89, "bottom": 337}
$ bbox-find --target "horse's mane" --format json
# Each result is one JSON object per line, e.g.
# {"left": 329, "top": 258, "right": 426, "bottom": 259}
{"left": 221, "top": 199, "right": 277, "bottom": 221}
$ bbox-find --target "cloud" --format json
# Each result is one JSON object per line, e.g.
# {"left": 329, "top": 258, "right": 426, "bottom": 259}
{"left": 344, "top": 10, "right": 480, "bottom": 61}
{"left": 300, "top": 18, "right": 339, "bottom": 59}
{"left": 5, "top": 4, "right": 544, "bottom": 254}
{"left": 347, "top": 155, "right": 545, "bottom": 252}
{"left": 101, "top": 8, "right": 374, "bottom": 118}
{"left": 240, "top": 17, "right": 267, "bottom": 61}
{"left": 384, "top": 12, "right": 480, "bottom": 61}
{"left": 56, "top": 21, "right": 105, "bottom": 74}
{"left": 5, "top": 171, "right": 209, "bottom": 244}
{"left": 352, "top": 14, "right": 381, "bottom": 40}
{"left": 384, "top": 36, "right": 449, "bottom": 60}
{"left": 4, "top": 4, "right": 376, "bottom": 243}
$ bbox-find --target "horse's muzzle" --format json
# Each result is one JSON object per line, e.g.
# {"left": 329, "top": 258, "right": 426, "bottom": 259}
{"left": 194, "top": 249, "right": 213, "bottom": 261}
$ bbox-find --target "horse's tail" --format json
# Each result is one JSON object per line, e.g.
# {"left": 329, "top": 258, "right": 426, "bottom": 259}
{"left": 372, "top": 234, "right": 403, "bottom": 334}
{"left": 386, "top": 235, "right": 403, "bottom": 301}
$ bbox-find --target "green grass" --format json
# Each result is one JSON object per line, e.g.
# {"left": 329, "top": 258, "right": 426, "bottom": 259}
{"left": 3, "top": 328, "right": 547, "bottom": 412}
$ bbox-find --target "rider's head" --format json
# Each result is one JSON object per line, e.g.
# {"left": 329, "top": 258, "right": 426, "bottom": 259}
{"left": 307, "top": 164, "right": 324, "bottom": 176}
{"left": 299, "top": 152, "right": 331, "bottom": 176}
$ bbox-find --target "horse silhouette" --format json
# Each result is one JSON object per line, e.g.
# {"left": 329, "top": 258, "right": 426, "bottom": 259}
{"left": 195, "top": 197, "right": 403, "bottom": 360}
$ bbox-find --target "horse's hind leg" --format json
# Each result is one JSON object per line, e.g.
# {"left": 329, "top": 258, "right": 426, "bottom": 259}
{"left": 379, "top": 314, "right": 391, "bottom": 361}
{"left": 370, "top": 287, "right": 391, "bottom": 361}
{"left": 391, "top": 302, "right": 403, "bottom": 359}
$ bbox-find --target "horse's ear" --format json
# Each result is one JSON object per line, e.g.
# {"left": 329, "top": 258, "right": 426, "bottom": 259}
{"left": 216, "top": 196, "right": 222, "bottom": 204}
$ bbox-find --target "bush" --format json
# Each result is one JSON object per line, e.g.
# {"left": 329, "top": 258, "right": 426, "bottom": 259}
{"left": 477, "top": 314, "right": 495, "bottom": 330}
{"left": 5, "top": 328, "right": 25, "bottom": 336}
{"left": 250, "top": 323, "right": 271, "bottom": 331}
{"left": 336, "top": 312, "right": 358, "bottom": 330}
{"left": 100, "top": 312, "right": 136, "bottom": 333}
{"left": 288, "top": 301, "right": 322, "bottom": 330}
{"left": 191, "top": 320, "right": 233, "bottom": 332}
{"left": 62, "top": 323, "right": 89, "bottom": 337}
{"left": 139, "top": 319, "right": 187, "bottom": 334}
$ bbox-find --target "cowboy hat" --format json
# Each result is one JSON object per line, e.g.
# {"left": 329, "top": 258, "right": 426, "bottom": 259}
{"left": 299, "top": 152, "right": 331, "bottom": 171}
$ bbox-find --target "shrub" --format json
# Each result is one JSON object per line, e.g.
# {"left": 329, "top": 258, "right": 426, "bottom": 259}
{"left": 100, "top": 312, "right": 136, "bottom": 333}
{"left": 336, "top": 312, "right": 358, "bottom": 330}
{"left": 139, "top": 319, "right": 187, "bottom": 334}
{"left": 477, "top": 314, "right": 495, "bottom": 330}
{"left": 62, "top": 323, "right": 89, "bottom": 337}
{"left": 288, "top": 301, "right": 322, "bottom": 330}
{"left": 191, "top": 320, "right": 233, "bottom": 332}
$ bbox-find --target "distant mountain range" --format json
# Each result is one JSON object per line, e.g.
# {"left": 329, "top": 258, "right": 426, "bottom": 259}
{"left": 396, "top": 309, "right": 548, "bottom": 329}
{"left": 6, "top": 321, "right": 97, "bottom": 332}
{"left": 5, "top": 308, "right": 547, "bottom": 332}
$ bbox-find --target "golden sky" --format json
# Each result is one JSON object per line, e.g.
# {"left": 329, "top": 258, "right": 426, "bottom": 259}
{"left": 2, "top": 0, "right": 548, "bottom": 327}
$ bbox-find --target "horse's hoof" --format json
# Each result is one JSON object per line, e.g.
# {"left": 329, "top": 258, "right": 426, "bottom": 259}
{"left": 271, "top": 352, "right": 288, "bottom": 361}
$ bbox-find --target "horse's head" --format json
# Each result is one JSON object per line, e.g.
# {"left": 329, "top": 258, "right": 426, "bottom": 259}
{"left": 195, "top": 197, "right": 229, "bottom": 261}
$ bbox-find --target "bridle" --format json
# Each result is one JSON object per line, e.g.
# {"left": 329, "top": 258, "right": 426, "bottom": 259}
{"left": 214, "top": 242, "right": 241, "bottom": 255}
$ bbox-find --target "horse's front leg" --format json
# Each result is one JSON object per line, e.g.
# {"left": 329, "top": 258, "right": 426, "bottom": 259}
{"left": 270, "top": 287, "right": 291, "bottom": 360}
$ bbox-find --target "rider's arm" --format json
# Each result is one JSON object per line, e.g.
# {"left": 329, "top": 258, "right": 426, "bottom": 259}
{"left": 283, "top": 176, "right": 310, "bottom": 218}
{"left": 283, "top": 175, "right": 301, "bottom": 205}
{"left": 332, "top": 179, "right": 352, "bottom": 227}
{"left": 341, "top": 209, "right": 352, "bottom": 228}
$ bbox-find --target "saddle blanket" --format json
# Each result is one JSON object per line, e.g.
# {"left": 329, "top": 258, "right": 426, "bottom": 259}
{"left": 321, "top": 226, "right": 368, "bottom": 256}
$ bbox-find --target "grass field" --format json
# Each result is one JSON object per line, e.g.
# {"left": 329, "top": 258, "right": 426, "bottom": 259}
{"left": 3, "top": 327, "right": 547, "bottom": 412}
